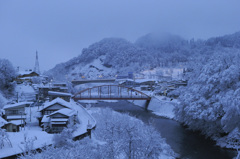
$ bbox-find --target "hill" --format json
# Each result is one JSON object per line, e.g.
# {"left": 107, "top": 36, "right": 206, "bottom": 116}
{"left": 46, "top": 31, "right": 240, "bottom": 81}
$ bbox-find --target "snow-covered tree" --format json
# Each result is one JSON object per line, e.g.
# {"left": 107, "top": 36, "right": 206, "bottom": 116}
{"left": 0, "top": 59, "right": 16, "bottom": 96}
{"left": 0, "top": 92, "right": 7, "bottom": 110}
{"left": 93, "top": 108, "right": 175, "bottom": 158}
{"left": 20, "top": 108, "right": 175, "bottom": 159}
{"left": 175, "top": 50, "right": 240, "bottom": 144}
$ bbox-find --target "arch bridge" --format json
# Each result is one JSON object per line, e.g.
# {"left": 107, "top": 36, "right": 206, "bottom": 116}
{"left": 72, "top": 85, "right": 151, "bottom": 101}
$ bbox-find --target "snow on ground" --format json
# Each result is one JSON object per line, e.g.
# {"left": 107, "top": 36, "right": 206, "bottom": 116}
{"left": 0, "top": 100, "right": 96, "bottom": 158}
{"left": 15, "top": 84, "right": 35, "bottom": 94}
{"left": 15, "top": 84, "right": 36, "bottom": 102}
{"left": 131, "top": 93, "right": 178, "bottom": 119}
{"left": 0, "top": 126, "right": 53, "bottom": 158}
{"left": 25, "top": 107, "right": 41, "bottom": 123}
{"left": 70, "top": 56, "right": 117, "bottom": 80}
{"left": 71, "top": 100, "right": 96, "bottom": 137}
{"left": 78, "top": 100, "right": 99, "bottom": 104}
{"left": 148, "top": 96, "right": 177, "bottom": 119}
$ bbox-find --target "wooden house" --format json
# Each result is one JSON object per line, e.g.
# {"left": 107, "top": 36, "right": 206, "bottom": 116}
{"left": 38, "top": 98, "right": 72, "bottom": 116}
{"left": 3, "top": 102, "right": 31, "bottom": 121}
{"left": 4, "top": 120, "right": 23, "bottom": 132}
{"left": 38, "top": 98, "right": 77, "bottom": 133}
{"left": 16, "top": 70, "right": 39, "bottom": 83}
{"left": 0, "top": 116, "right": 8, "bottom": 129}
{"left": 42, "top": 108, "right": 77, "bottom": 133}
{"left": 3, "top": 102, "right": 32, "bottom": 131}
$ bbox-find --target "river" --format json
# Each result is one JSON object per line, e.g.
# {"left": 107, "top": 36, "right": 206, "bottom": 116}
{"left": 80, "top": 100, "right": 236, "bottom": 159}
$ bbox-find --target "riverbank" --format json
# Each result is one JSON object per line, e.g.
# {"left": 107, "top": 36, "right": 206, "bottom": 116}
{"left": 79, "top": 98, "right": 238, "bottom": 157}
{"left": 129, "top": 95, "right": 177, "bottom": 119}
{"left": 88, "top": 100, "right": 236, "bottom": 159}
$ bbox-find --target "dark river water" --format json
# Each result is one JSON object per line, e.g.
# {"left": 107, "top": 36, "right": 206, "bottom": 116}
{"left": 80, "top": 100, "right": 236, "bottom": 159}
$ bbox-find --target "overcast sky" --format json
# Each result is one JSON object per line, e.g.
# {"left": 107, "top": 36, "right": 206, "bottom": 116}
{"left": 1, "top": 0, "right": 240, "bottom": 72}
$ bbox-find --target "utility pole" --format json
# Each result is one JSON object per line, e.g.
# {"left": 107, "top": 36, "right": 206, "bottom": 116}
{"left": 17, "top": 92, "right": 18, "bottom": 103}
{"left": 30, "top": 104, "right": 32, "bottom": 122}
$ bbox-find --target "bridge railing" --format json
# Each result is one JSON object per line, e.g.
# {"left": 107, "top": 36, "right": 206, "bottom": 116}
{"left": 73, "top": 85, "right": 151, "bottom": 100}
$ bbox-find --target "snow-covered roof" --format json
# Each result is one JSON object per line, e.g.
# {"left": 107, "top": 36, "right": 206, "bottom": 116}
{"left": 18, "top": 70, "right": 38, "bottom": 76}
{"left": 6, "top": 115, "right": 26, "bottom": 120}
{"left": 135, "top": 79, "right": 156, "bottom": 83}
{"left": 38, "top": 86, "right": 59, "bottom": 89}
{"left": 0, "top": 116, "right": 8, "bottom": 127}
{"left": 41, "top": 115, "right": 50, "bottom": 123}
{"left": 59, "top": 87, "right": 68, "bottom": 90}
{"left": 52, "top": 82, "right": 67, "bottom": 86}
{"left": 48, "top": 91, "right": 72, "bottom": 97}
{"left": 3, "top": 102, "right": 32, "bottom": 110}
{"left": 51, "top": 121, "right": 67, "bottom": 124}
{"left": 9, "top": 120, "right": 23, "bottom": 126}
{"left": 49, "top": 108, "right": 76, "bottom": 117}
{"left": 18, "top": 77, "right": 33, "bottom": 80}
{"left": 51, "top": 118, "right": 68, "bottom": 122}
{"left": 39, "top": 98, "right": 72, "bottom": 111}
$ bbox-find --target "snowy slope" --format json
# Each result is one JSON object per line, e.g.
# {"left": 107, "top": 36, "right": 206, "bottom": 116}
{"left": 69, "top": 56, "right": 117, "bottom": 80}
{"left": 15, "top": 84, "right": 36, "bottom": 102}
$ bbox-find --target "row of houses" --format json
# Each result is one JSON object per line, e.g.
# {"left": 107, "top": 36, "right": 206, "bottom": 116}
{"left": 0, "top": 98, "right": 78, "bottom": 133}
{"left": 0, "top": 65, "right": 80, "bottom": 133}
{"left": 118, "top": 79, "right": 187, "bottom": 96}
{"left": 118, "top": 79, "right": 156, "bottom": 91}
{"left": 2, "top": 73, "right": 76, "bottom": 133}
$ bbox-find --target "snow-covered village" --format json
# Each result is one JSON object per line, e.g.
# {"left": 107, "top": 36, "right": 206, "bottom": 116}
{"left": 1, "top": 1, "right": 240, "bottom": 159}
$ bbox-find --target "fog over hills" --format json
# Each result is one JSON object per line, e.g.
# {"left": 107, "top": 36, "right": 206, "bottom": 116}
{"left": 46, "top": 31, "right": 240, "bottom": 81}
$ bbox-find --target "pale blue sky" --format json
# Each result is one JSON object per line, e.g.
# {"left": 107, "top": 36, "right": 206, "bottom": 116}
{"left": 1, "top": 0, "right": 240, "bottom": 71}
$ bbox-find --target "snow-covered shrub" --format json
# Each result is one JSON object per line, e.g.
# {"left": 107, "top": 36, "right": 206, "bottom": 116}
{"left": 167, "top": 87, "right": 185, "bottom": 98}
{"left": 31, "top": 77, "right": 42, "bottom": 84}
{"left": 21, "top": 133, "right": 37, "bottom": 154}
{"left": 0, "top": 128, "right": 12, "bottom": 149}
{"left": 52, "top": 127, "right": 74, "bottom": 148}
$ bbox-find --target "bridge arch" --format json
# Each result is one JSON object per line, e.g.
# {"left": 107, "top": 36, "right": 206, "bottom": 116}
{"left": 72, "top": 85, "right": 151, "bottom": 101}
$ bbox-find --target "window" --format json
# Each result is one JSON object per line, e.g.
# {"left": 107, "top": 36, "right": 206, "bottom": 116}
{"left": 44, "top": 110, "right": 56, "bottom": 115}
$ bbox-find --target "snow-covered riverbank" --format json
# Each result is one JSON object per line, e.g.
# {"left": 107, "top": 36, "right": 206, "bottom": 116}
{"left": 129, "top": 95, "right": 178, "bottom": 119}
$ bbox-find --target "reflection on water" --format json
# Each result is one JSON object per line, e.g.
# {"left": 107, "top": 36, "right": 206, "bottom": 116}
{"left": 80, "top": 100, "right": 236, "bottom": 159}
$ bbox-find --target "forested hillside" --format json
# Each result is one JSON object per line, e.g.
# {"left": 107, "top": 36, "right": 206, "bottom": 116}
{"left": 47, "top": 32, "right": 240, "bottom": 81}
{"left": 174, "top": 49, "right": 240, "bottom": 148}
{"left": 46, "top": 33, "right": 192, "bottom": 80}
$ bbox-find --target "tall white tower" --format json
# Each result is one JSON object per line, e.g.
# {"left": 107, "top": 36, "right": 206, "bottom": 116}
{"left": 34, "top": 51, "right": 40, "bottom": 74}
